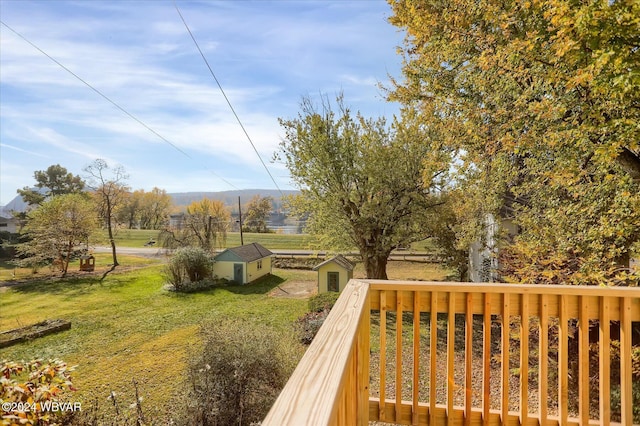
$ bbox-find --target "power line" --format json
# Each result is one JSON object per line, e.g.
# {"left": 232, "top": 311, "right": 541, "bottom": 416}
{"left": 173, "top": 1, "right": 284, "bottom": 197}
{"left": 0, "top": 20, "right": 239, "bottom": 190}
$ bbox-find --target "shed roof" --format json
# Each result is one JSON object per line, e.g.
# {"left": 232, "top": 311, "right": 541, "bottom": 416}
{"left": 312, "top": 254, "right": 355, "bottom": 271}
{"left": 214, "top": 242, "right": 273, "bottom": 263}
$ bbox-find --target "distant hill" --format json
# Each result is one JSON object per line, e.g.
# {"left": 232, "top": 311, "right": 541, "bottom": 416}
{"left": 1, "top": 188, "right": 47, "bottom": 215}
{"left": 169, "top": 189, "right": 300, "bottom": 211}
{"left": 1, "top": 189, "right": 300, "bottom": 214}
{"left": 1, "top": 196, "right": 29, "bottom": 214}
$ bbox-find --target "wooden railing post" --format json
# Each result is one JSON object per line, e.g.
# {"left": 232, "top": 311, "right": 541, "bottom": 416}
{"left": 262, "top": 279, "right": 370, "bottom": 426}
{"left": 379, "top": 290, "right": 387, "bottom": 422}
{"left": 447, "top": 291, "right": 456, "bottom": 426}
{"left": 396, "top": 290, "right": 404, "bottom": 423}
{"left": 356, "top": 289, "right": 370, "bottom": 426}
{"left": 465, "top": 292, "right": 473, "bottom": 426}
{"left": 559, "top": 294, "right": 569, "bottom": 426}
{"left": 539, "top": 293, "right": 549, "bottom": 424}
{"left": 599, "top": 296, "right": 611, "bottom": 426}
{"left": 429, "top": 291, "right": 438, "bottom": 426}
{"left": 501, "top": 292, "right": 510, "bottom": 426}
{"left": 620, "top": 297, "right": 632, "bottom": 425}
{"left": 412, "top": 292, "right": 420, "bottom": 425}
{"left": 482, "top": 293, "right": 492, "bottom": 425}
{"left": 520, "top": 293, "right": 529, "bottom": 424}
{"left": 578, "top": 295, "right": 590, "bottom": 425}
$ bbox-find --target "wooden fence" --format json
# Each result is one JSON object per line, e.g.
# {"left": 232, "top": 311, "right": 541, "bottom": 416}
{"left": 264, "top": 280, "right": 640, "bottom": 426}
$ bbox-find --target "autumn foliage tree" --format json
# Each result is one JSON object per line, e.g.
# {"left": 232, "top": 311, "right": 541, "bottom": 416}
{"left": 160, "top": 198, "right": 230, "bottom": 253}
{"left": 16, "top": 193, "right": 98, "bottom": 276}
{"left": 14, "top": 164, "right": 86, "bottom": 233}
{"left": 1, "top": 359, "right": 76, "bottom": 425}
{"left": 278, "top": 95, "right": 448, "bottom": 279}
{"left": 138, "top": 187, "right": 172, "bottom": 230}
{"left": 388, "top": 0, "right": 640, "bottom": 284}
{"left": 118, "top": 187, "right": 172, "bottom": 229}
{"left": 243, "top": 195, "right": 273, "bottom": 233}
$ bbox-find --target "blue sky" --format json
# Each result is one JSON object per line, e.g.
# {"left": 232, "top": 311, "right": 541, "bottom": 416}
{"left": 0, "top": 0, "right": 404, "bottom": 206}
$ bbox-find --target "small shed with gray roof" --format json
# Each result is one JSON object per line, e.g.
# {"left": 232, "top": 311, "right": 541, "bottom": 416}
{"left": 213, "top": 242, "right": 273, "bottom": 284}
{"left": 313, "top": 254, "right": 355, "bottom": 293}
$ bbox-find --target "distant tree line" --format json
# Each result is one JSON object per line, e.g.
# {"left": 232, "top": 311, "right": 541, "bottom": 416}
{"left": 9, "top": 163, "right": 277, "bottom": 276}
{"left": 116, "top": 187, "right": 173, "bottom": 230}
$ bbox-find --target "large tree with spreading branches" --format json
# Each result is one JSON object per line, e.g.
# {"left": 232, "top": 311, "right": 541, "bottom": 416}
{"left": 278, "top": 95, "right": 449, "bottom": 279}
{"left": 16, "top": 193, "right": 98, "bottom": 276}
{"left": 84, "top": 159, "right": 130, "bottom": 274}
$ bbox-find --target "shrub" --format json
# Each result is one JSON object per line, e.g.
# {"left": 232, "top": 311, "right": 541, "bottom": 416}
{"left": 0, "top": 359, "right": 76, "bottom": 426}
{"left": 164, "top": 247, "right": 214, "bottom": 291}
{"left": 308, "top": 291, "right": 340, "bottom": 313}
{"left": 295, "top": 310, "right": 330, "bottom": 345}
{"left": 177, "top": 318, "right": 298, "bottom": 426}
{"left": 295, "top": 292, "right": 341, "bottom": 345}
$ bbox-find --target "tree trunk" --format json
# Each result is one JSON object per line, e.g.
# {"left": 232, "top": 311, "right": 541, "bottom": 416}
{"left": 106, "top": 204, "right": 119, "bottom": 267}
{"left": 103, "top": 210, "right": 118, "bottom": 281}
{"left": 361, "top": 249, "right": 389, "bottom": 279}
{"left": 108, "top": 228, "right": 118, "bottom": 267}
{"left": 61, "top": 239, "right": 73, "bottom": 277}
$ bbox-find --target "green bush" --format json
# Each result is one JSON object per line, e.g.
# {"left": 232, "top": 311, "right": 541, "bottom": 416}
{"left": 296, "top": 292, "right": 341, "bottom": 345}
{"left": 177, "top": 319, "right": 297, "bottom": 426}
{"left": 295, "top": 310, "right": 330, "bottom": 345}
{"left": 308, "top": 291, "right": 340, "bottom": 313}
{"left": 163, "top": 247, "right": 214, "bottom": 291}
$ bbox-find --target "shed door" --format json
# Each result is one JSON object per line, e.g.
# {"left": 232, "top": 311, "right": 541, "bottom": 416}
{"left": 234, "top": 263, "right": 244, "bottom": 283}
{"left": 327, "top": 272, "right": 339, "bottom": 292}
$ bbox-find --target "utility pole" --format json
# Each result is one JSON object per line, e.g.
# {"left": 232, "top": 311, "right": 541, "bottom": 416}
{"left": 206, "top": 215, "right": 212, "bottom": 249}
{"left": 238, "top": 196, "right": 244, "bottom": 246}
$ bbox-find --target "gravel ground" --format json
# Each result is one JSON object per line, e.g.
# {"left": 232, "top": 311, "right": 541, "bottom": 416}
{"left": 366, "top": 313, "right": 584, "bottom": 424}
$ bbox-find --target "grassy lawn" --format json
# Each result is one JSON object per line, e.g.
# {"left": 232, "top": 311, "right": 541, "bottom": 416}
{"left": 108, "top": 229, "right": 316, "bottom": 250}
{"left": 225, "top": 232, "right": 315, "bottom": 249}
{"left": 0, "top": 245, "right": 450, "bottom": 422}
{"left": 0, "top": 253, "right": 161, "bottom": 282}
{"left": 0, "top": 265, "right": 308, "bottom": 421}
{"left": 108, "top": 229, "right": 161, "bottom": 247}
{"left": 105, "top": 229, "right": 437, "bottom": 252}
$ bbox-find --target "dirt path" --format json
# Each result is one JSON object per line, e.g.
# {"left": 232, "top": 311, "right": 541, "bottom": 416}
{"left": 269, "top": 280, "right": 317, "bottom": 299}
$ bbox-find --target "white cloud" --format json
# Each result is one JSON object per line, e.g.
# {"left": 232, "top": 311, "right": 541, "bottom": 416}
{"left": 0, "top": 143, "right": 49, "bottom": 157}
{"left": 0, "top": 0, "right": 403, "bottom": 205}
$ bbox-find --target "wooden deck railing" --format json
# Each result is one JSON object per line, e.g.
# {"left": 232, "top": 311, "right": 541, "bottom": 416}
{"left": 263, "top": 280, "right": 640, "bottom": 426}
